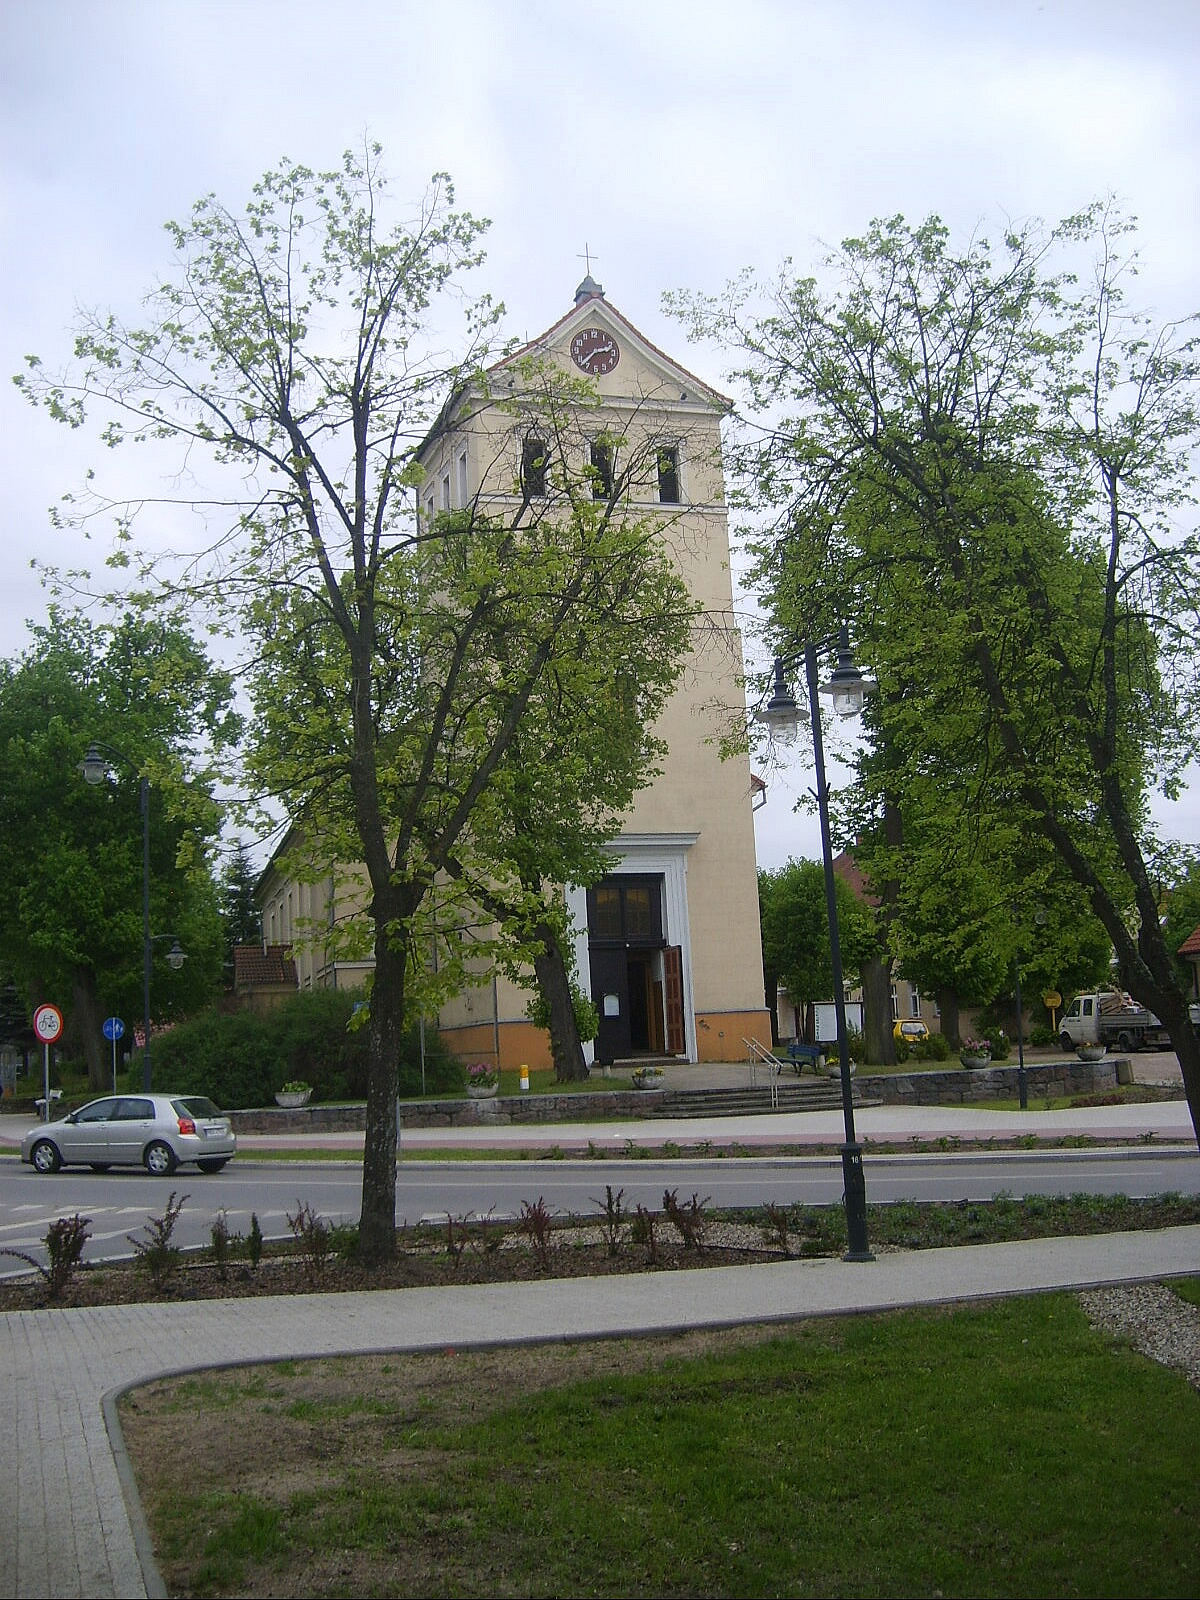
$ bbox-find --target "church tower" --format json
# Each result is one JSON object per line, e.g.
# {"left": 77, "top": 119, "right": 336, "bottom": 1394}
{"left": 423, "top": 278, "right": 772, "bottom": 1067}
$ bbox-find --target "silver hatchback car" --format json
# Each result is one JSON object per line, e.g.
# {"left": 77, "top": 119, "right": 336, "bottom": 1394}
{"left": 21, "top": 1093, "right": 236, "bottom": 1176}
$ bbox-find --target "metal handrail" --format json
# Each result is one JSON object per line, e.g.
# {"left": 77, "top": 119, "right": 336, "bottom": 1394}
{"left": 742, "top": 1037, "right": 781, "bottom": 1108}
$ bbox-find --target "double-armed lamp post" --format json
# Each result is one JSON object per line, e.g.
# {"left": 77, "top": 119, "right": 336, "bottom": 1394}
{"left": 761, "top": 627, "right": 874, "bottom": 1262}
{"left": 81, "top": 742, "right": 184, "bottom": 1093}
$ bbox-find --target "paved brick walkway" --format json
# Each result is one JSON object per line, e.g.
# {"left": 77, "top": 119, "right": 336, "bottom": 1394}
{"left": 5, "top": 1227, "right": 1200, "bottom": 1598}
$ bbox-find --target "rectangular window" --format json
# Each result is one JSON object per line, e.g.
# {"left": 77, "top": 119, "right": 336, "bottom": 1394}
{"left": 624, "top": 884, "right": 653, "bottom": 938}
{"left": 591, "top": 885, "right": 622, "bottom": 940}
{"left": 890, "top": 985, "right": 899, "bottom": 1020}
{"left": 586, "top": 876, "right": 664, "bottom": 944}
{"left": 521, "top": 436, "right": 547, "bottom": 497}
{"left": 457, "top": 450, "right": 469, "bottom": 507}
{"left": 590, "top": 439, "right": 614, "bottom": 499}
{"left": 441, "top": 473, "right": 451, "bottom": 511}
{"left": 657, "top": 445, "right": 680, "bottom": 503}
{"left": 424, "top": 492, "right": 435, "bottom": 526}
{"left": 910, "top": 990, "right": 922, "bottom": 1018}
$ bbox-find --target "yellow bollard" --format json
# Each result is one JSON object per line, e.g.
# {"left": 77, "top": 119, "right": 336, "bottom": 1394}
{"left": 519, "top": 1063, "right": 530, "bottom": 1092}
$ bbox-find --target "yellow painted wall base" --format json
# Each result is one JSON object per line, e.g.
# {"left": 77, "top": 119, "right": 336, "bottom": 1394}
{"left": 693, "top": 1011, "right": 773, "bottom": 1061}
{"left": 438, "top": 1009, "right": 773, "bottom": 1070}
{"left": 437, "top": 1020, "right": 556, "bottom": 1073}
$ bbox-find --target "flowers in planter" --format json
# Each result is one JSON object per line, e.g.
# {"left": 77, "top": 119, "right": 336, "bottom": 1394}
{"left": 960, "top": 1038, "right": 991, "bottom": 1062}
{"left": 466, "top": 1062, "right": 499, "bottom": 1090}
{"left": 280, "top": 1080, "right": 311, "bottom": 1095}
{"left": 631, "top": 1065, "right": 665, "bottom": 1087}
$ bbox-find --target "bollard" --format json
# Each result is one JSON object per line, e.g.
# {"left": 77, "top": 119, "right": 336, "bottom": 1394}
{"left": 519, "top": 1064, "right": 530, "bottom": 1092}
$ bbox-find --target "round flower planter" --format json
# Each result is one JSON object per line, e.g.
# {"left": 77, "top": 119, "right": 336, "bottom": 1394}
{"left": 960, "top": 1055, "right": 991, "bottom": 1070}
{"left": 275, "top": 1090, "right": 312, "bottom": 1108}
{"left": 631, "top": 1073, "right": 664, "bottom": 1091}
{"left": 1076, "top": 1046, "right": 1107, "bottom": 1063}
{"left": 466, "top": 1083, "right": 499, "bottom": 1099}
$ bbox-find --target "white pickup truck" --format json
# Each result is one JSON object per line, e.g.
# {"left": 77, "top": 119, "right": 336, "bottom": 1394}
{"left": 1059, "top": 990, "right": 1171, "bottom": 1053}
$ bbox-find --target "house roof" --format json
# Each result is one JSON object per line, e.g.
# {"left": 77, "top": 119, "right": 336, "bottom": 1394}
{"left": 833, "top": 850, "right": 878, "bottom": 905}
{"left": 1178, "top": 923, "right": 1200, "bottom": 958}
{"left": 233, "top": 944, "right": 298, "bottom": 988}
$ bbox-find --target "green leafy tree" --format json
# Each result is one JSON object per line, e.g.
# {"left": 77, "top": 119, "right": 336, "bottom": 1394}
{"left": 443, "top": 545, "right": 695, "bottom": 1079}
{"left": 219, "top": 844, "right": 262, "bottom": 987}
{"left": 20, "top": 148, "right": 698, "bottom": 1262}
{"left": 678, "top": 205, "right": 1200, "bottom": 1145}
{"left": 0, "top": 610, "right": 235, "bottom": 1087}
{"left": 758, "top": 858, "right": 875, "bottom": 1044}
{"left": 1161, "top": 854, "right": 1200, "bottom": 998}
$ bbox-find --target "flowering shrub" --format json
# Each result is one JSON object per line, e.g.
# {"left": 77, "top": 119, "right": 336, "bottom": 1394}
{"left": 960, "top": 1039, "right": 991, "bottom": 1058}
{"left": 466, "top": 1062, "right": 499, "bottom": 1089}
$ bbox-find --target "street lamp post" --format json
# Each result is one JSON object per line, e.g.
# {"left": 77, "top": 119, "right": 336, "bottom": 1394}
{"left": 1010, "top": 904, "right": 1045, "bottom": 1113}
{"left": 82, "top": 742, "right": 183, "bottom": 1094}
{"left": 1013, "top": 946, "right": 1029, "bottom": 1112}
{"left": 763, "top": 627, "right": 874, "bottom": 1262}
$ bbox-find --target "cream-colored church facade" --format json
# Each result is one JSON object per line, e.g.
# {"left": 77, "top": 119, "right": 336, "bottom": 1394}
{"left": 257, "top": 279, "right": 771, "bottom": 1070}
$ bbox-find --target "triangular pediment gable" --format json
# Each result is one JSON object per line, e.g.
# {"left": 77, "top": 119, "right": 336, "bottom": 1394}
{"left": 491, "top": 294, "right": 732, "bottom": 414}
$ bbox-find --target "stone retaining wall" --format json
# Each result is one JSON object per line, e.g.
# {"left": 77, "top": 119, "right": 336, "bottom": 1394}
{"left": 228, "top": 1058, "right": 1121, "bottom": 1131}
{"left": 230, "top": 1087, "right": 656, "bottom": 1133}
{"left": 857, "top": 1057, "right": 1119, "bottom": 1106}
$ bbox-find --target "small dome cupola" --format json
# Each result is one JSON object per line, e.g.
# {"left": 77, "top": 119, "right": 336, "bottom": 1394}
{"left": 574, "top": 273, "right": 605, "bottom": 305}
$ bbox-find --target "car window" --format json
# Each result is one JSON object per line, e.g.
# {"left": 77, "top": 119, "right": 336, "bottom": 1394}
{"left": 175, "top": 1096, "right": 221, "bottom": 1118}
{"left": 75, "top": 1098, "right": 118, "bottom": 1123}
{"left": 114, "top": 1098, "right": 155, "bottom": 1121}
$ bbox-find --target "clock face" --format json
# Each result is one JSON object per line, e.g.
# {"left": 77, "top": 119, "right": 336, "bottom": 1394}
{"left": 570, "top": 327, "right": 620, "bottom": 375}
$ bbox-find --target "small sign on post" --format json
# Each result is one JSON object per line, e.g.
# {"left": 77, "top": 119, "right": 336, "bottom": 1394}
{"left": 33, "top": 1004, "right": 64, "bottom": 1122}
{"left": 103, "top": 1016, "right": 125, "bottom": 1093}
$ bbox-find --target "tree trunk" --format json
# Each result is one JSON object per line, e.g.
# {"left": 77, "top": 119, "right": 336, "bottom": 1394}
{"left": 937, "top": 989, "right": 961, "bottom": 1048}
{"left": 533, "top": 921, "right": 589, "bottom": 1082}
{"left": 358, "top": 921, "right": 408, "bottom": 1267}
{"left": 72, "top": 966, "right": 106, "bottom": 1090}
{"left": 860, "top": 956, "right": 895, "bottom": 1066}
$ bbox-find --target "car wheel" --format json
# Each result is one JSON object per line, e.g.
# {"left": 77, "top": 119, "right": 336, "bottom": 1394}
{"left": 143, "top": 1140, "right": 177, "bottom": 1177}
{"left": 1117, "top": 1031, "right": 1133, "bottom": 1053}
{"left": 1060, "top": 1033, "right": 1074, "bottom": 1052}
{"left": 89, "top": 1163, "right": 111, "bottom": 1173}
{"left": 196, "top": 1158, "right": 229, "bottom": 1174}
{"left": 30, "top": 1139, "right": 61, "bottom": 1174}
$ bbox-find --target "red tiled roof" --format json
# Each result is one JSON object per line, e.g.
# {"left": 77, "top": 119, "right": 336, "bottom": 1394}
{"left": 1178, "top": 924, "right": 1200, "bottom": 958}
{"left": 233, "top": 944, "right": 298, "bottom": 988}
{"left": 833, "top": 851, "right": 877, "bottom": 905}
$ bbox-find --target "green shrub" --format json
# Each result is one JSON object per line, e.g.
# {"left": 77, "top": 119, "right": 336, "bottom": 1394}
{"left": 151, "top": 992, "right": 468, "bottom": 1107}
{"left": 396, "top": 1024, "right": 465, "bottom": 1098}
{"left": 153, "top": 1009, "right": 275, "bottom": 1108}
{"left": 265, "top": 989, "right": 370, "bottom": 1100}
{"left": 923, "top": 1031, "right": 951, "bottom": 1061}
{"left": 1030, "top": 1024, "right": 1058, "bottom": 1047}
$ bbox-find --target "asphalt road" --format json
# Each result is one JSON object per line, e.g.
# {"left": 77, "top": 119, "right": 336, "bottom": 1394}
{"left": 2, "top": 1145, "right": 1198, "bottom": 1270}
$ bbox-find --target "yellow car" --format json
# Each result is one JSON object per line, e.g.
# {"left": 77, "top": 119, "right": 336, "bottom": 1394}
{"left": 894, "top": 1019, "right": 930, "bottom": 1044}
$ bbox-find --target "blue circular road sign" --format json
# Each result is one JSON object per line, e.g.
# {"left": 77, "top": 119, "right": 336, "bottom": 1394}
{"left": 102, "top": 1016, "right": 125, "bottom": 1042}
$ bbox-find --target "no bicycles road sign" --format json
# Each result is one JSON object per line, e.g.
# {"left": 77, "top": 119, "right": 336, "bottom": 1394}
{"left": 33, "top": 1003, "right": 63, "bottom": 1044}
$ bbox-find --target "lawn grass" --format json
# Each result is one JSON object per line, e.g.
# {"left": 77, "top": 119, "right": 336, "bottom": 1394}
{"left": 127, "top": 1290, "right": 1200, "bottom": 1598}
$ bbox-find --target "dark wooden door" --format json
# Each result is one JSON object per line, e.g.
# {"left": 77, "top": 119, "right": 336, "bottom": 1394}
{"left": 663, "top": 945, "right": 685, "bottom": 1055}
{"left": 589, "top": 947, "right": 629, "bottom": 1064}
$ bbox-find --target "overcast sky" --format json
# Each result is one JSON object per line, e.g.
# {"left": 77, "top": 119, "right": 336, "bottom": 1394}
{"left": 3, "top": 0, "right": 1198, "bottom": 870}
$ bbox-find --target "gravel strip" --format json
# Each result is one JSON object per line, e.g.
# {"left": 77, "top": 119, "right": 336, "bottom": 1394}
{"left": 1079, "top": 1282, "right": 1200, "bottom": 1389}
